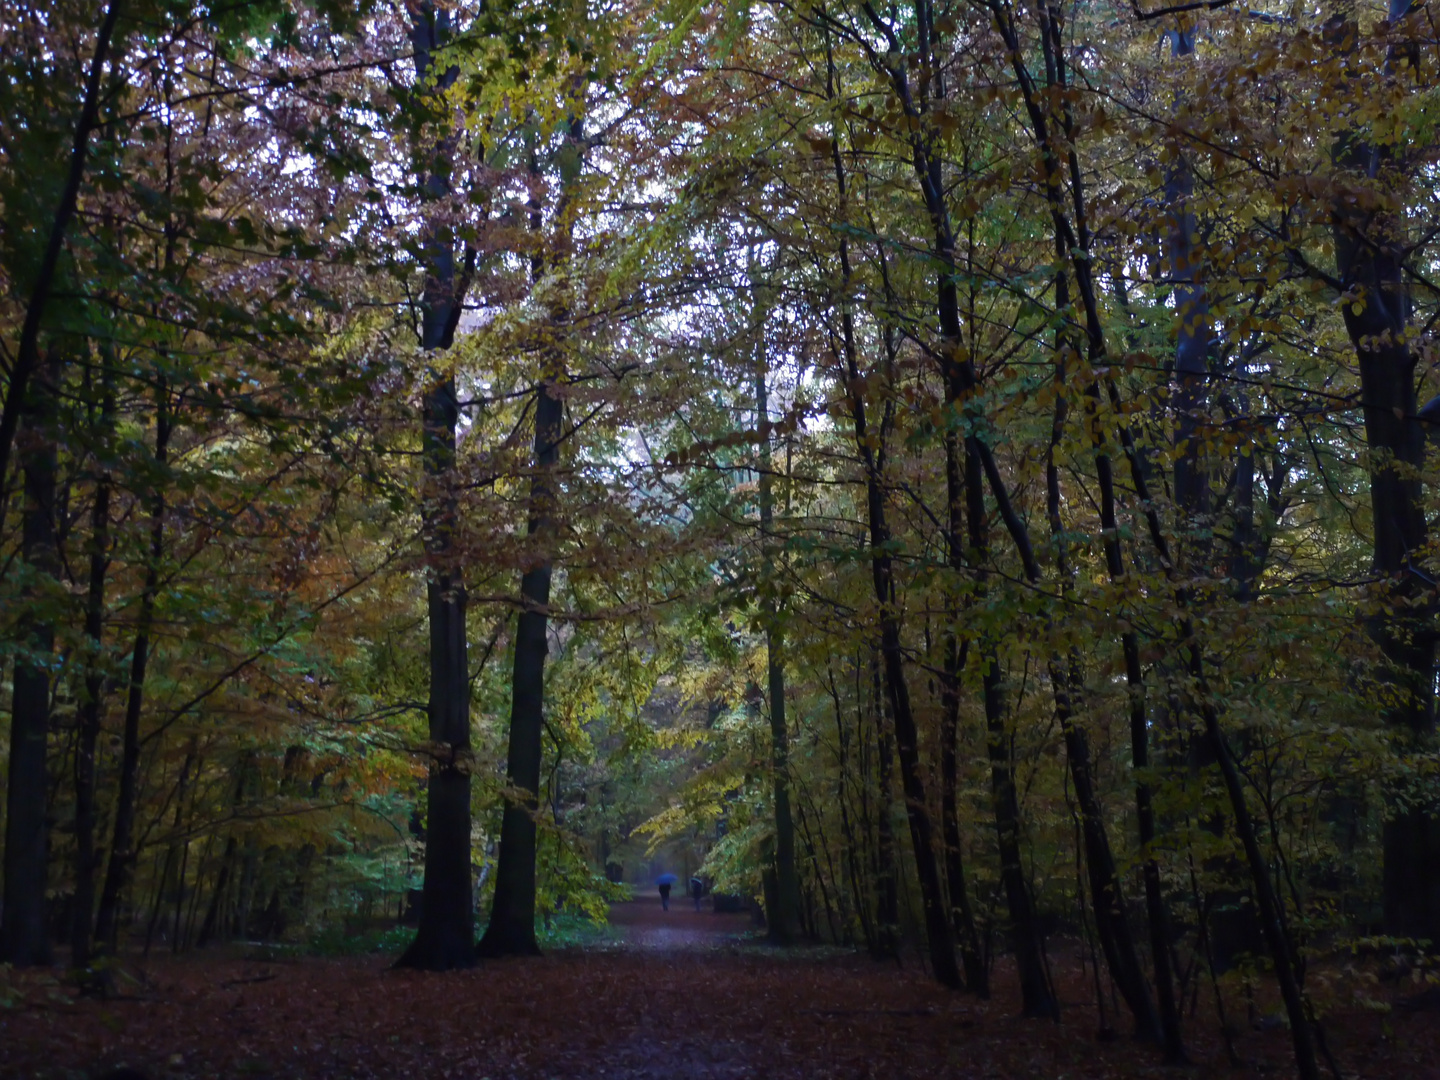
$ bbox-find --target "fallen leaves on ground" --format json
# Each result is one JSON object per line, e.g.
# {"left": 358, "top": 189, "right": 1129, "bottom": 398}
{"left": 2, "top": 900, "right": 1437, "bottom": 1079}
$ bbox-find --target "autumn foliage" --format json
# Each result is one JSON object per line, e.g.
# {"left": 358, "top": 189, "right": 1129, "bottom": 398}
{"left": 3, "top": 0, "right": 1440, "bottom": 1077}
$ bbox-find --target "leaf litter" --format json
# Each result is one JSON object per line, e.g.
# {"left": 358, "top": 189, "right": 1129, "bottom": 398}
{"left": 2, "top": 900, "right": 1437, "bottom": 1080}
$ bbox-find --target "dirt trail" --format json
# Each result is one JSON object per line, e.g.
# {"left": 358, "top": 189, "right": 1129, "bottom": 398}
{"left": 606, "top": 894, "right": 754, "bottom": 950}
{"left": 3, "top": 903, "right": 1437, "bottom": 1079}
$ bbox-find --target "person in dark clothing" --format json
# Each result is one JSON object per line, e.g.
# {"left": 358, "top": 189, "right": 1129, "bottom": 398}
{"left": 658, "top": 881, "right": 671, "bottom": 910}
{"left": 690, "top": 876, "right": 704, "bottom": 911}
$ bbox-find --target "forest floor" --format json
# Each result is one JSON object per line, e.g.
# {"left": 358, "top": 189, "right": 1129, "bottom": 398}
{"left": 3, "top": 896, "right": 1439, "bottom": 1079}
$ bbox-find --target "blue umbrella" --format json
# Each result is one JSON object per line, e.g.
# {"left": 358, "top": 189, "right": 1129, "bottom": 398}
{"left": 655, "top": 873, "right": 679, "bottom": 886}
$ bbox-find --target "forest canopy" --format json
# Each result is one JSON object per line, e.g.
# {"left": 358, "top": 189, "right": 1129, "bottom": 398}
{"left": 2, "top": 0, "right": 1440, "bottom": 1076}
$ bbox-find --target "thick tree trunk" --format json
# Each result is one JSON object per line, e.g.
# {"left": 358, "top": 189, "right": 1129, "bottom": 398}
{"left": 0, "top": 365, "right": 61, "bottom": 967}
{"left": 393, "top": 2, "right": 477, "bottom": 972}
{"left": 1328, "top": 0, "right": 1439, "bottom": 942}
{"left": 478, "top": 379, "right": 562, "bottom": 959}
{"left": 397, "top": 550, "right": 476, "bottom": 968}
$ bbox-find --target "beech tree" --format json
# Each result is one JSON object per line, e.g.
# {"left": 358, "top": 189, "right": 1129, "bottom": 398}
{"left": 6, "top": 4, "right": 1440, "bottom": 1078}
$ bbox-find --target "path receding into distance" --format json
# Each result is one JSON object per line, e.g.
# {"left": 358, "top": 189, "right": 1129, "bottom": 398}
{"left": 4, "top": 894, "right": 1429, "bottom": 1079}
{"left": 607, "top": 892, "right": 754, "bottom": 950}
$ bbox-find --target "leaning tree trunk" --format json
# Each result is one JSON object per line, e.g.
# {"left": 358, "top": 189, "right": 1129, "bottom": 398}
{"left": 0, "top": 358, "right": 61, "bottom": 967}
{"left": 0, "top": 0, "right": 121, "bottom": 491}
{"left": 395, "top": 2, "right": 478, "bottom": 972}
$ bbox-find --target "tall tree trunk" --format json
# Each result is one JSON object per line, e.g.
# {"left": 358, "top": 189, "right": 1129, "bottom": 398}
{"left": 840, "top": 314, "right": 961, "bottom": 989}
{"left": 940, "top": 434, "right": 988, "bottom": 996}
{"left": 871, "top": 653, "right": 900, "bottom": 959}
{"left": 478, "top": 378, "right": 562, "bottom": 958}
{"left": 95, "top": 380, "right": 171, "bottom": 955}
{"left": 480, "top": 103, "right": 586, "bottom": 958}
{"left": 756, "top": 363, "right": 801, "bottom": 946}
{"left": 1166, "top": 27, "right": 1211, "bottom": 552}
{"left": 829, "top": 662, "right": 876, "bottom": 952}
{"left": 964, "top": 439, "right": 1059, "bottom": 1019}
{"left": 395, "top": 377, "right": 475, "bottom": 969}
{"left": 0, "top": 0, "right": 121, "bottom": 490}
{"left": 1049, "top": 268, "right": 1175, "bottom": 1047}
{"left": 394, "top": 2, "right": 477, "bottom": 972}
{"left": 72, "top": 375, "right": 115, "bottom": 972}
{"left": 976, "top": 0, "right": 1317, "bottom": 1064}
{"left": 820, "top": 40, "right": 965, "bottom": 977}
{"left": 0, "top": 358, "right": 61, "bottom": 966}
{"left": 1328, "top": 0, "right": 1440, "bottom": 943}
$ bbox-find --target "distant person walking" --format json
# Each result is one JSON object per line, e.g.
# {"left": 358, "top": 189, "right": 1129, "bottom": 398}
{"left": 690, "top": 876, "right": 704, "bottom": 911}
{"left": 656, "top": 872, "right": 677, "bottom": 910}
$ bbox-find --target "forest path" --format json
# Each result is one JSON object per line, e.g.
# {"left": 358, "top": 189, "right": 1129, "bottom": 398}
{"left": 603, "top": 893, "right": 755, "bottom": 950}
{"left": 3, "top": 911, "right": 1434, "bottom": 1080}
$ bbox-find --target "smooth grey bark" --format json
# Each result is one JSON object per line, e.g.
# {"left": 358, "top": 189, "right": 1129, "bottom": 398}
{"left": 0, "top": 361, "right": 61, "bottom": 966}
{"left": 395, "top": 2, "right": 477, "bottom": 972}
